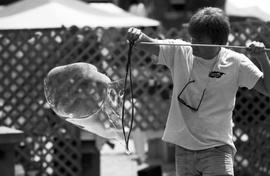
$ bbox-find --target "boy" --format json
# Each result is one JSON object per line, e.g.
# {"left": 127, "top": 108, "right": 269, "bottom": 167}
{"left": 127, "top": 7, "right": 270, "bottom": 176}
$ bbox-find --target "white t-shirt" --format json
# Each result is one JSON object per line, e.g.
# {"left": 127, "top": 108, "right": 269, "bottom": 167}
{"left": 157, "top": 39, "right": 263, "bottom": 153}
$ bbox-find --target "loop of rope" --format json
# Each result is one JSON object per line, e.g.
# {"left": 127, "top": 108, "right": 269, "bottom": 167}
{"left": 121, "top": 40, "right": 135, "bottom": 152}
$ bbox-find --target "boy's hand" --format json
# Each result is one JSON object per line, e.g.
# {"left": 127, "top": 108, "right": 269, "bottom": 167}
{"left": 247, "top": 41, "right": 266, "bottom": 56}
{"left": 127, "top": 27, "right": 143, "bottom": 43}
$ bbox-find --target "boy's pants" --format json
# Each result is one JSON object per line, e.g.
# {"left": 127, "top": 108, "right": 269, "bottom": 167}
{"left": 175, "top": 145, "right": 234, "bottom": 176}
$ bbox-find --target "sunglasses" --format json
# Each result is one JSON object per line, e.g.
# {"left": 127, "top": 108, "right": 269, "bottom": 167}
{"left": 177, "top": 80, "right": 206, "bottom": 112}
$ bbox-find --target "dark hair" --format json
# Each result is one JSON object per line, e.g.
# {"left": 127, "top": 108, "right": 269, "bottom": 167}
{"left": 188, "top": 7, "right": 230, "bottom": 45}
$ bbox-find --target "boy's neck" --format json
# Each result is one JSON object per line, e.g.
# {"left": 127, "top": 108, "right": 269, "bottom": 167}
{"left": 201, "top": 48, "right": 221, "bottom": 60}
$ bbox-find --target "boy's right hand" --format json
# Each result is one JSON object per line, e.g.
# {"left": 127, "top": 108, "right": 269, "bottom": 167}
{"left": 127, "top": 27, "right": 143, "bottom": 43}
{"left": 126, "top": 27, "right": 160, "bottom": 56}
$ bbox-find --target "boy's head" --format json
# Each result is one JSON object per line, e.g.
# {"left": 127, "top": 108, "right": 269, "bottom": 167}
{"left": 188, "top": 7, "right": 230, "bottom": 45}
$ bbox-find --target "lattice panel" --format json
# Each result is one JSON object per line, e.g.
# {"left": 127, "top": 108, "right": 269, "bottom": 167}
{"left": 0, "top": 21, "right": 269, "bottom": 176}
{"left": 0, "top": 28, "right": 82, "bottom": 176}
{"left": 233, "top": 89, "right": 270, "bottom": 176}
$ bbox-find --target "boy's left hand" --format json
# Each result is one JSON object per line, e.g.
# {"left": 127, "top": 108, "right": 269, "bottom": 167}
{"left": 247, "top": 41, "right": 266, "bottom": 56}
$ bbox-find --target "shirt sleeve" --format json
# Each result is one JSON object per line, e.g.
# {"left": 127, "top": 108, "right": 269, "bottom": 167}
{"left": 157, "top": 39, "right": 189, "bottom": 70}
{"left": 238, "top": 54, "right": 263, "bottom": 89}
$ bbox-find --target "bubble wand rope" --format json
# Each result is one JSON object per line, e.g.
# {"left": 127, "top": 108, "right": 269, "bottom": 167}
{"left": 139, "top": 42, "right": 270, "bottom": 52}
{"left": 121, "top": 40, "right": 135, "bottom": 152}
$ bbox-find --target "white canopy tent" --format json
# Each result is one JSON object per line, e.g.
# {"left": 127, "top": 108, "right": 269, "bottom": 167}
{"left": 0, "top": 0, "right": 160, "bottom": 29}
{"left": 225, "top": 0, "right": 270, "bottom": 22}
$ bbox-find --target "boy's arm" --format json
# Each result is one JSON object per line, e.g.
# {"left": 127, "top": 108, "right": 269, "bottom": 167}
{"left": 249, "top": 42, "right": 270, "bottom": 96}
{"left": 127, "top": 27, "right": 160, "bottom": 56}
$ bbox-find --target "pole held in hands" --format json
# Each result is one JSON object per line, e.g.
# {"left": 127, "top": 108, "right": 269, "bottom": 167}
{"left": 139, "top": 42, "right": 270, "bottom": 52}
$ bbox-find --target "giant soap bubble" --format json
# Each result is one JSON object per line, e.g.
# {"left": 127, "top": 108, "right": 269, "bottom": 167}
{"left": 44, "top": 62, "right": 126, "bottom": 141}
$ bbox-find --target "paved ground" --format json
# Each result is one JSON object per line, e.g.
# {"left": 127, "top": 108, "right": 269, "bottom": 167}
{"left": 100, "top": 139, "right": 176, "bottom": 176}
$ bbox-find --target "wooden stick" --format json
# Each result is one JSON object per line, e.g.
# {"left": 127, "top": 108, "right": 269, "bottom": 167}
{"left": 139, "top": 42, "right": 270, "bottom": 52}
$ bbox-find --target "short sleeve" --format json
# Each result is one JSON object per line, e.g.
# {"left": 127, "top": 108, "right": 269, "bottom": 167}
{"left": 157, "top": 39, "right": 190, "bottom": 70}
{"left": 238, "top": 54, "right": 263, "bottom": 89}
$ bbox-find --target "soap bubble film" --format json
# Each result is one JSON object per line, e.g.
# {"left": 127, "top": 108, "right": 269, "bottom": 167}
{"left": 44, "top": 63, "right": 126, "bottom": 141}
